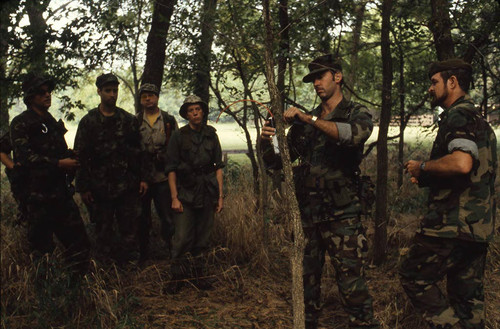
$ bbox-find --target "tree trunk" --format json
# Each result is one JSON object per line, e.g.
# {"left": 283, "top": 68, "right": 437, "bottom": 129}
{"left": 429, "top": 0, "right": 455, "bottom": 60}
{"left": 262, "top": 1, "right": 305, "bottom": 328}
{"left": 374, "top": 0, "right": 393, "bottom": 265}
{"left": 192, "top": 0, "right": 217, "bottom": 103}
{"left": 346, "top": 0, "right": 366, "bottom": 98}
{"left": 0, "top": 1, "right": 17, "bottom": 131}
{"left": 277, "top": 0, "right": 289, "bottom": 107}
{"left": 26, "top": 0, "right": 50, "bottom": 73}
{"left": 142, "top": 0, "right": 177, "bottom": 88}
{"left": 397, "top": 46, "right": 405, "bottom": 189}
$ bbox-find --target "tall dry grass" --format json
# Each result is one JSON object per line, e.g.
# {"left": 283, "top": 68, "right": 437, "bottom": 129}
{"left": 1, "top": 146, "right": 500, "bottom": 328}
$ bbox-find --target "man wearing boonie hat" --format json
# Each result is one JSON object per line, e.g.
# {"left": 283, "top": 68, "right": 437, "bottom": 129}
{"left": 74, "top": 73, "right": 149, "bottom": 264}
{"left": 164, "top": 95, "right": 224, "bottom": 293}
{"left": 136, "top": 83, "right": 178, "bottom": 262}
{"left": 260, "top": 54, "right": 379, "bottom": 329}
{"left": 401, "top": 58, "right": 497, "bottom": 329}
{"left": 9, "top": 72, "right": 90, "bottom": 274}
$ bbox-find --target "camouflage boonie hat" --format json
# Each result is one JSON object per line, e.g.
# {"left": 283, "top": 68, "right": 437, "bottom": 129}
{"left": 139, "top": 83, "right": 160, "bottom": 96}
{"left": 22, "top": 73, "right": 55, "bottom": 98}
{"left": 428, "top": 58, "right": 472, "bottom": 78}
{"left": 96, "top": 73, "right": 119, "bottom": 89}
{"left": 303, "top": 54, "right": 342, "bottom": 83}
{"left": 179, "top": 95, "right": 209, "bottom": 119}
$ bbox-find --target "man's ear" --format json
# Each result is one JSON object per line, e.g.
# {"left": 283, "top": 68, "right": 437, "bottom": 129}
{"left": 334, "top": 71, "right": 343, "bottom": 84}
{"left": 447, "top": 75, "right": 458, "bottom": 90}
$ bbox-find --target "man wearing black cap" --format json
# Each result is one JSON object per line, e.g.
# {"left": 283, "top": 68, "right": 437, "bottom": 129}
{"left": 261, "top": 54, "right": 378, "bottom": 328}
{"left": 401, "top": 59, "right": 497, "bottom": 329}
{"left": 74, "top": 73, "right": 148, "bottom": 264}
{"left": 164, "top": 95, "right": 224, "bottom": 293}
{"left": 136, "top": 83, "right": 178, "bottom": 261}
{"left": 9, "top": 73, "right": 90, "bottom": 273}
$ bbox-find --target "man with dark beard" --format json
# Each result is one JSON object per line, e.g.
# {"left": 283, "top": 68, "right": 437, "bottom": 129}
{"left": 75, "top": 73, "right": 148, "bottom": 264}
{"left": 401, "top": 59, "right": 497, "bottom": 329}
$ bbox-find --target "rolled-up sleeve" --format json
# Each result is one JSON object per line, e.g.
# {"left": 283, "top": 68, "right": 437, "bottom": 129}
{"left": 213, "top": 133, "right": 225, "bottom": 170}
{"left": 343, "top": 106, "right": 373, "bottom": 146}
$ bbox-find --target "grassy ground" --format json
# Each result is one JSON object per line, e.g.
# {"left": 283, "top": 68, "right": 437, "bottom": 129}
{"left": 1, "top": 133, "right": 500, "bottom": 329}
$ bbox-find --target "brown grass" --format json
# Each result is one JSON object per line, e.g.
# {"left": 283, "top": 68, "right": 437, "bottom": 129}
{"left": 1, "top": 149, "right": 500, "bottom": 328}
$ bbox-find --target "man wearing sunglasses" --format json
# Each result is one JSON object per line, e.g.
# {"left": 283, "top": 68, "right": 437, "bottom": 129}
{"left": 9, "top": 73, "right": 90, "bottom": 274}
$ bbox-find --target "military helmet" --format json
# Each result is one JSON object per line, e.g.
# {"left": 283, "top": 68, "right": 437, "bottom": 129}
{"left": 22, "top": 72, "right": 55, "bottom": 105}
{"left": 179, "top": 95, "right": 209, "bottom": 119}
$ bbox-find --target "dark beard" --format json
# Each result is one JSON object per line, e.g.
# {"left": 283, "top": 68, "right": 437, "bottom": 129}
{"left": 430, "top": 90, "right": 448, "bottom": 108}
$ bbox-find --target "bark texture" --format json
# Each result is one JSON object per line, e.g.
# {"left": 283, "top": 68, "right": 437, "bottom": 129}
{"left": 262, "top": 1, "right": 305, "bottom": 328}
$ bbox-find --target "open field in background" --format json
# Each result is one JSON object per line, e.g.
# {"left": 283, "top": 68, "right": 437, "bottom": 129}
{"left": 1, "top": 126, "right": 500, "bottom": 328}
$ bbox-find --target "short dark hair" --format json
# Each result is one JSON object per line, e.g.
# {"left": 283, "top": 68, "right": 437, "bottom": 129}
{"left": 439, "top": 68, "right": 472, "bottom": 92}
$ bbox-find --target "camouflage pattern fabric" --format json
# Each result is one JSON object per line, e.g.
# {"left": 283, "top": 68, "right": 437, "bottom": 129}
{"left": 74, "top": 107, "right": 147, "bottom": 261}
{"left": 24, "top": 199, "right": 90, "bottom": 273}
{"left": 87, "top": 190, "right": 141, "bottom": 262}
{"left": 262, "top": 97, "right": 378, "bottom": 328}
{"left": 303, "top": 217, "right": 378, "bottom": 329}
{"left": 74, "top": 107, "right": 149, "bottom": 199}
{"left": 417, "top": 95, "right": 497, "bottom": 242}
{"left": 9, "top": 108, "right": 90, "bottom": 270}
{"left": 400, "top": 95, "right": 496, "bottom": 329}
{"left": 400, "top": 234, "right": 487, "bottom": 329}
{"left": 10, "top": 109, "right": 75, "bottom": 201}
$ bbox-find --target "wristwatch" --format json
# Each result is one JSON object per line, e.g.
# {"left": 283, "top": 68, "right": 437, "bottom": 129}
{"left": 420, "top": 161, "right": 426, "bottom": 171}
{"left": 310, "top": 115, "right": 318, "bottom": 124}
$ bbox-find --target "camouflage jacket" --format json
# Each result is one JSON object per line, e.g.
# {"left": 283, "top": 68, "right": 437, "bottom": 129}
{"left": 9, "top": 108, "right": 74, "bottom": 201}
{"left": 418, "top": 95, "right": 497, "bottom": 242}
{"left": 166, "top": 124, "right": 224, "bottom": 208}
{"left": 138, "top": 109, "right": 178, "bottom": 183}
{"left": 74, "top": 107, "right": 148, "bottom": 199}
{"left": 262, "top": 97, "right": 373, "bottom": 225}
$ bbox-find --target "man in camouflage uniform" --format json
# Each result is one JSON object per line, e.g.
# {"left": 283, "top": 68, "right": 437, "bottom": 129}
{"left": 261, "top": 54, "right": 379, "bottom": 329}
{"left": 74, "top": 73, "right": 148, "bottom": 263}
{"left": 401, "top": 59, "right": 497, "bottom": 329}
{"left": 9, "top": 73, "right": 90, "bottom": 272}
{"left": 164, "top": 95, "right": 224, "bottom": 293}
{"left": 136, "top": 83, "right": 178, "bottom": 261}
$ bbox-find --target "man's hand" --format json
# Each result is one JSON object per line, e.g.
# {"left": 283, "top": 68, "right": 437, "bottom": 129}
{"left": 215, "top": 196, "right": 224, "bottom": 213}
{"left": 139, "top": 181, "right": 148, "bottom": 196}
{"left": 172, "top": 197, "right": 183, "bottom": 213}
{"left": 58, "top": 158, "right": 79, "bottom": 171}
{"left": 80, "top": 191, "right": 94, "bottom": 204}
{"left": 404, "top": 160, "right": 423, "bottom": 184}
{"left": 260, "top": 121, "right": 276, "bottom": 141}
{"left": 284, "top": 106, "right": 308, "bottom": 123}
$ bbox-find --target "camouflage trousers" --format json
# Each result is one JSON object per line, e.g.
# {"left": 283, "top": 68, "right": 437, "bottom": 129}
{"left": 303, "top": 217, "right": 379, "bottom": 329}
{"left": 23, "top": 197, "right": 90, "bottom": 274}
{"left": 88, "top": 191, "right": 141, "bottom": 262}
{"left": 138, "top": 181, "right": 174, "bottom": 259}
{"left": 399, "top": 234, "right": 488, "bottom": 329}
{"left": 170, "top": 204, "right": 214, "bottom": 280}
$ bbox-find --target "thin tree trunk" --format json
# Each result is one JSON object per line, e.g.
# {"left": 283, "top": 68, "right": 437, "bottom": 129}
{"left": 26, "top": 0, "right": 50, "bottom": 73}
{"left": 262, "top": 0, "right": 305, "bottom": 328}
{"left": 277, "top": 0, "right": 289, "bottom": 106}
{"left": 346, "top": 0, "right": 366, "bottom": 98}
{"left": 192, "top": 0, "right": 217, "bottom": 103}
{"left": 142, "top": 0, "right": 177, "bottom": 89}
{"left": 0, "top": 1, "right": 17, "bottom": 131}
{"left": 429, "top": 0, "right": 455, "bottom": 60}
{"left": 397, "top": 46, "right": 405, "bottom": 188}
{"left": 374, "top": 0, "right": 393, "bottom": 265}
